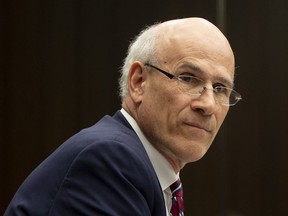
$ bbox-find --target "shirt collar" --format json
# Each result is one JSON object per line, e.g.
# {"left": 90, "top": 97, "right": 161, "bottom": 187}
{"left": 120, "top": 108, "right": 178, "bottom": 190}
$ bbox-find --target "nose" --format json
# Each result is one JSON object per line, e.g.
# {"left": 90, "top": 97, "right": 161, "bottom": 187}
{"left": 190, "top": 88, "right": 217, "bottom": 115}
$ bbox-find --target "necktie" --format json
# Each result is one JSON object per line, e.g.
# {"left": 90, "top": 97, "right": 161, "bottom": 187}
{"left": 170, "top": 179, "right": 184, "bottom": 216}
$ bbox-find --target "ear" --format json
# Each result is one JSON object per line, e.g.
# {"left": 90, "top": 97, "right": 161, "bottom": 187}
{"left": 128, "top": 61, "right": 147, "bottom": 104}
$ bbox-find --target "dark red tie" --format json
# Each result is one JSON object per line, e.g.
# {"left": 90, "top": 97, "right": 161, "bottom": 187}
{"left": 170, "top": 179, "right": 184, "bottom": 216}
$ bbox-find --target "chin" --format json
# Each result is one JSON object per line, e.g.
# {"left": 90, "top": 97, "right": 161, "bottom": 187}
{"left": 183, "top": 143, "right": 209, "bottom": 163}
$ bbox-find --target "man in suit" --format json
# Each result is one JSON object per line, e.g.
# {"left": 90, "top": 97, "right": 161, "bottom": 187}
{"left": 5, "top": 17, "right": 241, "bottom": 215}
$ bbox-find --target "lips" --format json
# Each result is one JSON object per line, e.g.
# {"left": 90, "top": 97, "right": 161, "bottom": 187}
{"left": 184, "top": 121, "right": 212, "bottom": 132}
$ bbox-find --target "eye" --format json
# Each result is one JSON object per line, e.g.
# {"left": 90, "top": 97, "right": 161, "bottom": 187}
{"left": 213, "top": 85, "right": 230, "bottom": 95}
{"left": 177, "top": 75, "right": 202, "bottom": 85}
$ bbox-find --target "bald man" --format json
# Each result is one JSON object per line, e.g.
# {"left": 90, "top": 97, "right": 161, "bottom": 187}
{"left": 5, "top": 17, "right": 241, "bottom": 216}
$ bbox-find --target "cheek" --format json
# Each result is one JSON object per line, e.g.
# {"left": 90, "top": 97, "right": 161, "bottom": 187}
{"left": 141, "top": 79, "right": 186, "bottom": 130}
{"left": 217, "top": 108, "right": 229, "bottom": 125}
{"left": 213, "top": 108, "right": 229, "bottom": 136}
{"left": 140, "top": 93, "right": 178, "bottom": 136}
{"left": 146, "top": 84, "right": 178, "bottom": 112}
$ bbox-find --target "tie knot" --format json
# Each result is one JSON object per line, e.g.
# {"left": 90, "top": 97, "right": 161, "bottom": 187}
{"left": 170, "top": 179, "right": 183, "bottom": 197}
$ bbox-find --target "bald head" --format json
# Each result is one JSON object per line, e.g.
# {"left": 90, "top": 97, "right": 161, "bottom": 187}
{"left": 154, "top": 18, "right": 235, "bottom": 74}
{"left": 119, "top": 17, "right": 235, "bottom": 100}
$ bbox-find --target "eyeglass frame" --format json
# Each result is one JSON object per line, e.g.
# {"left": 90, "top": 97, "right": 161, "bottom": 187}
{"left": 144, "top": 63, "right": 242, "bottom": 106}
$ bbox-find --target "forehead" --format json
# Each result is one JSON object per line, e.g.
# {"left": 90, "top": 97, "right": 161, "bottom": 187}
{"left": 155, "top": 23, "right": 235, "bottom": 85}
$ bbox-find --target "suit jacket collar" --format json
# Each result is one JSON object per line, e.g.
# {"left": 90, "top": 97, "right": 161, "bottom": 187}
{"left": 112, "top": 110, "right": 134, "bottom": 131}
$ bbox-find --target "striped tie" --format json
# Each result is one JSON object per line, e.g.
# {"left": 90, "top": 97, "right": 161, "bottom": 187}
{"left": 170, "top": 179, "right": 184, "bottom": 216}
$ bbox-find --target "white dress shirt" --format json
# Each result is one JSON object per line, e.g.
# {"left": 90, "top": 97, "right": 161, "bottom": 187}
{"left": 121, "top": 109, "right": 179, "bottom": 215}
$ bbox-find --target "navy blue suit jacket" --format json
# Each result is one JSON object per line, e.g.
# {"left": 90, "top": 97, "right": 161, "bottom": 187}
{"left": 5, "top": 111, "right": 166, "bottom": 216}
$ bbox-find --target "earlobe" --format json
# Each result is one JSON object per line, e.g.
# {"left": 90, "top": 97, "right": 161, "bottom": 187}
{"left": 128, "top": 62, "right": 146, "bottom": 103}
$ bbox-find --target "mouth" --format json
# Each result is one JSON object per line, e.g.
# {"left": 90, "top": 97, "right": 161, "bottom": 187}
{"left": 184, "top": 122, "right": 212, "bottom": 133}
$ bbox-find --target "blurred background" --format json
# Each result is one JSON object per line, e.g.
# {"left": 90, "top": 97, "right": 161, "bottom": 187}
{"left": 1, "top": 0, "right": 288, "bottom": 215}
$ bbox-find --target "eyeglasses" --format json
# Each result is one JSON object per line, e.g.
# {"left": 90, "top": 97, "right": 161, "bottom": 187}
{"left": 145, "top": 63, "right": 242, "bottom": 106}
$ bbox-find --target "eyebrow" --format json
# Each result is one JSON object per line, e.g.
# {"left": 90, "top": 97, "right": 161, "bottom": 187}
{"left": 178, "top": 62, "right": 234, "bottom": 88}
{"left": 178, "top": 62, "right": 203, "bottom": 74}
